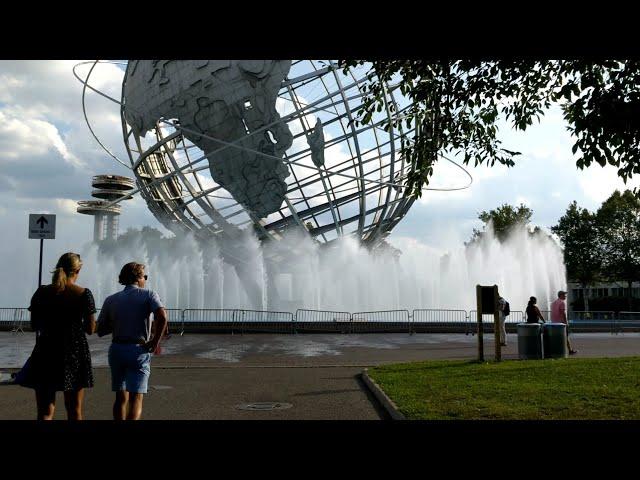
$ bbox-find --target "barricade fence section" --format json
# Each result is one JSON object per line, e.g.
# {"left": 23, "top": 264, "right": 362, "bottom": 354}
{"left": 464, "top": 310, "right": 532, "bottom": 334}
{"left": 295, "top": 309, "right": 352, "bottom": 333}
{"left": 181, "top": 309, "right": 294, "bottom": 334}
{"left": 467, "top": 310, "right": 507, "bottom": 335}
{"left": 2, "top": 307, "right": 638, "bottom": 334}
{"left": 237, "top": 310, "right": 295, "bottom": 334}
{"left": 161, "top": 309, "right": 183, "bottom": 335}
{"left": 615, "top": 311, "right": 640, "bottom": 333}
{"left": 569, "top": 311, "right": 616, "bottom": 333}
{"left": 412, "top": 309, "right": 468, "bottom": 334}
{"left": 351, "top": 310, "right": 410, "bottom": 333}
{"left": 0, "top": 308, "right": 30, "bottom": 332}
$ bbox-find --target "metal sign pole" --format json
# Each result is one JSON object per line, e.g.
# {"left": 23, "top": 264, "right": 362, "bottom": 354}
{"left": 38, "top": 238, "right": 44, "bottom": 287}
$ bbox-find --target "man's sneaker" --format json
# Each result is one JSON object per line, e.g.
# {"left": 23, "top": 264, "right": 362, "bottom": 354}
{"left": 569, "top": 350, "right": 578, "bottom": 355}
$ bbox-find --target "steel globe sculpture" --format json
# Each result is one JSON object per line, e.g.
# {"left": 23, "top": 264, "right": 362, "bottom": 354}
{"left": 75, "top": 60, "right": 473, "bottom": 309}
{"left": 118, "top": 60, "right": 420, "bottom": 248}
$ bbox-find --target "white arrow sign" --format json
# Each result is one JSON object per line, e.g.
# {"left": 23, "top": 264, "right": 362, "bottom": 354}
{"left": 29, "top": 214, "right": 56, "bottom": 239}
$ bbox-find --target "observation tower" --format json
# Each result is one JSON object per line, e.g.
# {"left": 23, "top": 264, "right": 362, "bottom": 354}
{"left": 77, "top": 174, "right": 135, "bottom": 241}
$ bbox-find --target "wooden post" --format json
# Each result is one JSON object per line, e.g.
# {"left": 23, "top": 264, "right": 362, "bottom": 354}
{"left": 494, "top": 285, "right": 501, "bottom": 362}
{"left": 476, "top": 285, "right": 484, "bottom": 361}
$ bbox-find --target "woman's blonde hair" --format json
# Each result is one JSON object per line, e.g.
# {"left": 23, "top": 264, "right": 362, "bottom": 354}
{"left": 51, "top": 252, "right": 82, "bottom": 292}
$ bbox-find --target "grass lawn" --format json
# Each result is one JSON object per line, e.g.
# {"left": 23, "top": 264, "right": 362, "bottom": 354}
{"left": 367, "top": 356, "right": 640, "bottom": 420}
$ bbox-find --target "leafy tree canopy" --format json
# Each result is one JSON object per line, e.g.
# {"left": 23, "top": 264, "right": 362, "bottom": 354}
{"left": 338, "top": 60, "right": 640, "bottom": 197}
{"left": 468, "top": 203, "right": 536, "bottom": 244}
{"left": 551, "top": 201, "right": 601, "bottom": 286}
{"left": 595, "top": 190, "right": 640, "bottom": 287}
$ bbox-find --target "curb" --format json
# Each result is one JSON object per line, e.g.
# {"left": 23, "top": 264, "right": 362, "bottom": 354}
{"left": 361, "top": 368, "right": 406, "bottom": 420}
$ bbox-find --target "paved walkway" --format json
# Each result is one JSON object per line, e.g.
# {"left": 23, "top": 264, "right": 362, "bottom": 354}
{"left": 1, "top": 332, "right": 639, "bottom": 420}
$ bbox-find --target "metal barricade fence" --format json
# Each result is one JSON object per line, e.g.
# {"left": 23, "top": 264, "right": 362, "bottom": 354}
{"left": 411, "top": 309, "right": 468, "bottom": 333}
{"left": 350, "top": 310, "right": 410, "bottom": 333}
{"left": 182, "top": 309, "right": 236, "bottom": 333}
{"left": 467, "top": 310, "right": 540, "bottom": 335}
{"left": 4, "top": 306, "right": 633, "bottom": 335}
{"left": 569, "top": 311, "right": 616, "bottom": 332}
{"left": 181, "top": 308, "right": 294, "bottom": 334}
{"left": 163, "top": 308, "right": 183, "bottom": 335}
{"left": 468, "top": 310, "right": 492, "bottom": 335}
{"left": 235, "top": 309, "right": 295, "bottom": 334}
{"left": 295, "top": 309, "right": 352, "bottom": 333}
{"left": 0, "top": 308, "right": 30, "bottom": 332}
{"left": 613, "top": 311, "right": 640, "bottom": 334}
{"left": 507, "top": 310, "right": 525, "bottom": 326}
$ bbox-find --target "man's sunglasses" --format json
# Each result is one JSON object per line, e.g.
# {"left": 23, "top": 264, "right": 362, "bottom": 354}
{"left": 142, "top": 275, "right": 148, "bottom": 280}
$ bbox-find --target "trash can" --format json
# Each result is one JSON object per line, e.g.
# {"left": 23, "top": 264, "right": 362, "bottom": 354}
{"left": 517, "top": 323, "right": 543, "bottom": 359}
{"left": 543, "top": 323, "right": 568, "bottom": 359}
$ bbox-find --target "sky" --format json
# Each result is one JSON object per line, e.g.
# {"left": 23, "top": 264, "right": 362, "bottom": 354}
{"left": 1, "top": 59, "right": 639, "bottom": 293}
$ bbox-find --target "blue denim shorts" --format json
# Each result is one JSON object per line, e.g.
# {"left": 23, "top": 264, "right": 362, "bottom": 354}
{"left": 108, "top": 343, "right": 151, "bottom": 394}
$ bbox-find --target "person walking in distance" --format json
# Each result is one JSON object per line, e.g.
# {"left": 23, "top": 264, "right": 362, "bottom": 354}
{"left": 97, "top": 262, "right": 168, "bottom": 420}
{"left": 550, "top": 290, "right": 577, "bottom": 355}
{"left": 497, "top": 296, "right": 509, "bottom": 346}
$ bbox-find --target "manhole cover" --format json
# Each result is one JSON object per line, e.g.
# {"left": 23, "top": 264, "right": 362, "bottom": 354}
{"left": 235, "top": 402, "right": 293, "bottom": 411}
{"left": 150, "top": 385, "right": 173, "bottom": 390}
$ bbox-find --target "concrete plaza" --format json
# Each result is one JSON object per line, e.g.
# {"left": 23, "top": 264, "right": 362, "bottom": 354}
{"left": 1, "top": 332, "right": 639, "bottom": 420}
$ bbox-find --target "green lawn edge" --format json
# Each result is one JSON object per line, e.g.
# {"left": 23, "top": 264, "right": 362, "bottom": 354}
{"left": 367, "top": 356, "right": 640, "bottom": 420}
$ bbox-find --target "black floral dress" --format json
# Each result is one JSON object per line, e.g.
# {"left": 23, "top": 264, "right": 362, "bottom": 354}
{"left": 20, "top": 285, "right": 96, "bottom": 392}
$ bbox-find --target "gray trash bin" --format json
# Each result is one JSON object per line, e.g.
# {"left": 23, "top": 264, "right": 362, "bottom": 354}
{"left": 543, "top": 323, "right": 568, "bottom": 359}
{"left": 517, "top": 323, "right": 543, "bottom": 359}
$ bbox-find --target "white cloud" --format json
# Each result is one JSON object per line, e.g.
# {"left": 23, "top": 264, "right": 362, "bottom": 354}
{"left": 515, "top": 196, "right": 531, "bottom": 207}
{"left": 577, "top": 164, "right": 640, "bottom": 206}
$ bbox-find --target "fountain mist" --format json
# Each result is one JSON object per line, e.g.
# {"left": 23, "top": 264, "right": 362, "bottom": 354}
{"left": 2, "top": 226, "right": 566, "bottom": 314}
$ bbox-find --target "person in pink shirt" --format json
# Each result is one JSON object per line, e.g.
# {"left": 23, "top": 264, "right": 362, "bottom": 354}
{"left": 550, "top": 290, "right": 577, "bottom": 355}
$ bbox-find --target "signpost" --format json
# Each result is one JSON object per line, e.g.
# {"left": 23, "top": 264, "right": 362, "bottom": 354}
{"left": 28, "top": 214, "right": 56, "bottom": 287}
{"left": 476, "top": 284, "right": 501, "bottom": 362}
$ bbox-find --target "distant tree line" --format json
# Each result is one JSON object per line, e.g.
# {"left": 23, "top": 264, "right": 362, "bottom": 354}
{"left": 469, "top": 192, "right": 640, "bottom": 311}
{"left": 552, "top": 190, "right": 640, "bottom": 311}
{"left": 338, "top": 60, "right": 640, "bottom": 199}
{"left": 466, "top": 203, "right": 542, "bottom": 246}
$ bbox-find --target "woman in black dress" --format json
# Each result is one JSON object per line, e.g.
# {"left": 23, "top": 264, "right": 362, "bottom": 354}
{"left": 20, "top": 252, "right": 96, "bottom": 420}
{"left": 526, "top": 296, "right": 545, "bottom": 324}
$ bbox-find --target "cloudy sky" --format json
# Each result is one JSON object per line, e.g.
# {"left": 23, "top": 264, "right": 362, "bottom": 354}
{"left": 1, "top": 60, "right": 638, "bottom": 294}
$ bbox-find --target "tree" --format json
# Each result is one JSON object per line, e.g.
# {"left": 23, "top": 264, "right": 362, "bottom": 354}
{"left": 551, "top": 201, "right": 602, "bottom": 311}
{"left": 595, "top": 190, "right": 640, "bottom": 309}
{"left": 467, "top": 203, "right": 536, "bottom": 245}
{"left": 338, "top": 60, "right": 640, "bottom": 197}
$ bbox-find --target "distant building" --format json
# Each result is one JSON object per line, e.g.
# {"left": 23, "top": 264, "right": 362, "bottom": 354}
{"left": 568, "top": 280, "right": 640, "bottom": 311}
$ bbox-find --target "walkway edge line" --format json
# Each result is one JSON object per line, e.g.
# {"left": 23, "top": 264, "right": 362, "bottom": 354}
{"left": 361, "top": 368, "right": 406, "bottom": 420}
